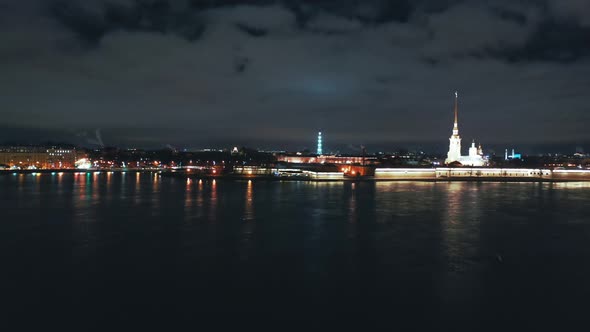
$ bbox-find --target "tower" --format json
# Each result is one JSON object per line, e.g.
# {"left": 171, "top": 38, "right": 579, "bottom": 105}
{"left": 469, "top": 140, "right": 478, "bottom": 158}
{"left": 445, "top": 91, "right": 462, "bottom": 164}
{"left": 317, "top": 130, "right": 323, "bottom": 155}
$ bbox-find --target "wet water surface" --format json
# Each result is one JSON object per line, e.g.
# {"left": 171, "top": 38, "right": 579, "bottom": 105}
{"left": 2, "top": 173, "right": 590, "bottom": 330}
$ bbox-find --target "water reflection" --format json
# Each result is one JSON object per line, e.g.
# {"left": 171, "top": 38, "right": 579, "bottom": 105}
{"left": 551, "top": 182, "right": 590, "bottom": 189}
{"left": 195, "top": 179, "right": 204, "bottom": 218}
{"left": 209, "top": 179, "right": 217, "bottom": 222}
{"left": 239, "top": 180, "right": 256, "bottom": 261}
{"left": 347, "top": 182, "right": 357, "bottom": 238}
{"left": 92, "top": 172, "right": 100, "bottom": 202}
{"left": 243, "top": 180, "right": 254, "bottom": 221}
{"left": 442, "top": 182, "right": 483, "bottom": 274}
{"left": 73, "top": 172, "right": 89, "bottom": 211}
{"left": 56, "top": 172, "right": 64, "bottom": 197}
{"left": 151, "top": 173, "right": 160, "bottom": 211}
{"left": 185, "top": 177, "right": 193, "bottom": 209}
{"left": 121, "top": 172, "right": 126, "bottom": 198}
{"left": 134, "top": 172, "right": 141, "bottom": 205}
{"left": 444, "top": 182, "right": 464, "bottom": 226}
{"left": 17, "top": 174, "right": 25, "bottom": 196}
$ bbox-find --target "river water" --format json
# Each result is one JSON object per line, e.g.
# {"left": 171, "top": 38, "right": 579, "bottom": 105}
{"left": 2, "top": 172, "right": 590, "bottom": 330}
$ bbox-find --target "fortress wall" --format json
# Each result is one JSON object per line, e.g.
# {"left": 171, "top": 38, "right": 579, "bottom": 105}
{"left": 303, "top": 171, "right": 345, "bottom": 180}
{"left": 435, "top": 168, "right": 548, "bottom": 178}
{"left": 375, "top": 168, "right": 437, "bottom": 180}
{"left": 374, "top": 168, "right": 590, "bottom": 181}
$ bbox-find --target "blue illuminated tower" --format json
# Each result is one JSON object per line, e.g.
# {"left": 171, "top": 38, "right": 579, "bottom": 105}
{"left": 317, "top": 130, "right": 323, "bottom": 155}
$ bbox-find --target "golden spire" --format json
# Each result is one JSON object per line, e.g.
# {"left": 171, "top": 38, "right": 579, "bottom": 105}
{"left": 454, "top": 91, "right": 458, "bottom": 126}
{"left": 452, "top": 91, "right": 459, "bottom": 136}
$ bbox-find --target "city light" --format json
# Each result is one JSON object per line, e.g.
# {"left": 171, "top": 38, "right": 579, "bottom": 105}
{"left": 75, "top": 158, "right": 92, "bottom": 169}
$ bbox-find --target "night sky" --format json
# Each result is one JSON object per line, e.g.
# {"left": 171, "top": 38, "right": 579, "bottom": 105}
{"left": 1, "top": 0, "right": 589, "bottom": 153}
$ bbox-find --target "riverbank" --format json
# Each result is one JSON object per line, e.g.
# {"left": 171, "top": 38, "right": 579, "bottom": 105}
{"left": 3, "top": 167, "right": 590, "bottom": 182}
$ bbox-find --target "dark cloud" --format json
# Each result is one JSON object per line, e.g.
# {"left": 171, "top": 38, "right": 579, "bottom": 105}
{"left": 0, "top": 0, "right": 589, "bottom": 152}
{"left": 235, "top": 23, "right": 268, "bottom": 37}
{"left": 513, "top": 20, "right": 590, "bottom": 62}
{"left": 49, "top": 0, "right": 206, "bottom": 44}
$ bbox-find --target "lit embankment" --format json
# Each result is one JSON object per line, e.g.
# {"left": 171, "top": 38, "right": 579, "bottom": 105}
{"left": 375, "top": 168, "right": 437, "bottom": 180}
{"left": 231, "top": 166, "right": 344, "bottom": 180}
{"left": 375, "top": 168, "right": 590, "bottom": 181}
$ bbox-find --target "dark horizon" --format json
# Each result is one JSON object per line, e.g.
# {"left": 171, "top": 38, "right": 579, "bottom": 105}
{"left": 0, "top": 125, "right": 587, "bottom": 156}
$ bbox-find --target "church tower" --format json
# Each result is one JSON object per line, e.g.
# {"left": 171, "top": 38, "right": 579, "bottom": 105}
{"left": 445, "top": 92, "right": 462, "bottom": 164}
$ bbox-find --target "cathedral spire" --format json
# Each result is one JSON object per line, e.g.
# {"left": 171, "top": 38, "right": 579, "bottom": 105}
{"left": 452, "top": 91, "right": 459, "bottom": 136}
{"left": 454, "top": 91, "right": 458, "bottom": 124}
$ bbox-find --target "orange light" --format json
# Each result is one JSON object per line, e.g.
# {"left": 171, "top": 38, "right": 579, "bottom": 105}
{"left": 212, "top": 170, "right": 217, "bottom": 174}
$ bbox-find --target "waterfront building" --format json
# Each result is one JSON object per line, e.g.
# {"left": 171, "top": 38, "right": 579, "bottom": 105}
{"left": 276, "top": 154, "right": 366, "bottom": 165}
{"left": 0, "top": 146, "right": 77, "bottom": 169}
{"left": 444, "top": 92, "right": 487, "bottom": 167}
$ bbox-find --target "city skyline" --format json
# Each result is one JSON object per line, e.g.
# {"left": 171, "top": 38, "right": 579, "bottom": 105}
{"left": 1, "top": 0, "right": 589, "bottom": 151}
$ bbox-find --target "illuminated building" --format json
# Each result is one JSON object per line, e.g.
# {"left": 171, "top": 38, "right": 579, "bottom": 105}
{"left": 444, "top": 92, "right": 487, "bottom": 167}
{"left": 276, "top": 154, "right": 366, "bottom": 165}
{"left": 507, "top": 149, "right": 522, "bottom": 160}
{"left": 317, "top": 131, "right": 323, "bottom": 155}
{"left": 0, "top": 146, "right": 77, "bottom": 169}
{"left": 446, "top": 92, "right": 462, "bottom": 164}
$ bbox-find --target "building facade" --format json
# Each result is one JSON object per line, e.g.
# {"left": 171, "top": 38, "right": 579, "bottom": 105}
{"left": 276, "top": 154, "right": 366, "bottom": 165}
{"left": 0, "top": 146, "right": 77, "bottom": 169}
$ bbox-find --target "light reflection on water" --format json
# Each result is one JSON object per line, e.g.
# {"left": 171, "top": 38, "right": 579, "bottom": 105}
{"left": 185, "top": 177, "right": 193, "bottom": 209}
{"left": 551, "top": 181, "right": 590, "bottom": 189}
{"left": 244, "top": 180, "right": 254, "bottom": 221}
{"left": 238, "top": 180, "right": 256, "bottom": 261}
{"left": 209, "top": 179, "right": 217, "bottom": 222}
{"left": 442, "top": 182, "right": 481, "bottom": 275}
{"left": 3, "top": 174, "right": 590, "bottom": 328}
